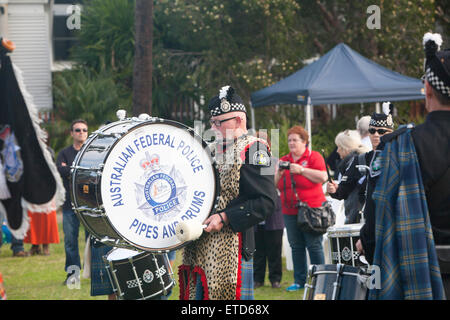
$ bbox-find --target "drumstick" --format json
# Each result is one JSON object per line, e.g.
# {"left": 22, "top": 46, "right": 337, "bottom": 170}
{"left": 321, "top": 149, "right": 333, "bottom": 183}
{"left": 175, "top": 221, "right": 207, "bottom": 242}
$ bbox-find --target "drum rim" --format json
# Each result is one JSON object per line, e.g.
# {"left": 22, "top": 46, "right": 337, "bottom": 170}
{"left": 311, "top": 263, "right": 364, "bottom": 273}
{"left": 104, "top": 247, "right": 172, "bottom": 264}
{"left": 104, "top": 247, "right": 149, "bottom": 263}
{"left": 72, "top": 118, "right": 221, "bottom": 252}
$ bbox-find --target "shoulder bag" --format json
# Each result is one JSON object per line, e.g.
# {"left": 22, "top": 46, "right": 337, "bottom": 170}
{"left": 290, "top": 172, "right": 335, "bottom": 234}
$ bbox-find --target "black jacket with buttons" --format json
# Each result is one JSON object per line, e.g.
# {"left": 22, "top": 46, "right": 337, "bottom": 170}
{"left": 220, "top": 141, "right": 277, "bottom": 261}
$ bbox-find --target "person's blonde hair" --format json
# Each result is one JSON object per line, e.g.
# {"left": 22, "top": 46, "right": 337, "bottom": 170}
{"left": 356, "top": 116, "right": 371, "bottom": 137}
{"left": 335, "top": 130, "right": 370, "bottom": 155}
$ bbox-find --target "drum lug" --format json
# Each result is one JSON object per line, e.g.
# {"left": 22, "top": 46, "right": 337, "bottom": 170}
{"left": 73, "top": 206, "right": 105, "bottom": 216}
{"left": 71, "top": 165, "right": 103, "bottom": 172}
{"left": 93, "top": 131, "right": 124, "bottom": 139}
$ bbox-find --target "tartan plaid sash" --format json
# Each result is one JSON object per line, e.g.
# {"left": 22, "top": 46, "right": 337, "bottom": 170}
{"left": 369, "top": 128, "right": 445, "bottom": 300}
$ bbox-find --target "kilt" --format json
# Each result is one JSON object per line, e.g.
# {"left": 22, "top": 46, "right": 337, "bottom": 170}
{"left": 193, "top": 258, "right": 254, "bottom": 300}
{"left": 90, "top": 244, "right": 114, "bottom": 296}
{"left": 240, "top": 258, "right": 254, "bottom": 300}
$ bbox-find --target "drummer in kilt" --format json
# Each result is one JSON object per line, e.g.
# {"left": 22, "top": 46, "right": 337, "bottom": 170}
{"left": 179, "top": 86, "right": 277, "bottom": 300}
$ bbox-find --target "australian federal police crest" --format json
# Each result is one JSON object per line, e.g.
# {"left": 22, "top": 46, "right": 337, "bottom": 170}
{"left": 135, "top": 152, "right": 187, "bottom": 222}
{"left": 143, "top": 166, "right": 181, "bottom": 215}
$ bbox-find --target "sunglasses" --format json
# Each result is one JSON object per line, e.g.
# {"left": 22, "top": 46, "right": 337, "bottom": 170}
{"left": 209, "top": 116, "right": 239, "bottom": 127}
{"left": 73, "top": 128, "right": 88, "bottom": 133}
{"left": 368, "top": 128, "right": 391, "bottom": 135}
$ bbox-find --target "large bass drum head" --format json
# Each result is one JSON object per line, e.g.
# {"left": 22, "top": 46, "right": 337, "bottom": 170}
{"left": 100, "top": 120, "right": 218, "bottom": 252}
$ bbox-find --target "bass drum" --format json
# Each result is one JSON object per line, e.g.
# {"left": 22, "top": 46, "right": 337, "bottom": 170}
{"left": 70, "top": 117, "right": 220, "bottom": 252}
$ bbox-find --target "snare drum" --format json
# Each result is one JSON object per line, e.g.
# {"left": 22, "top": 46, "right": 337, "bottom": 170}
{"left": 70, "top": 118, "right": 220, "bottom": 251}
{"left": 327, "top": 223, "right": 367, "bottom": 267}
{"left": 104, "top": 247, "right": 174, "bottom": 300}
{"left": 303, "top": 264, "right": 369, "bottom": 300}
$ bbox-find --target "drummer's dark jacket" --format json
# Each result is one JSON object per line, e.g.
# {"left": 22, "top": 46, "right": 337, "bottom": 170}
{"left": 329, "top": 148, "right": 382, "bottom": 264}
{"left": 218, "top": 139, "right": 277, "bottom": 261}
{"left": 329, "top": 150, "right": 365, "bottom": 224}
{"left": 56, "top": 145, "right": 79, "bottom": 210}
{"left": 411, "top": 111, "right": 450, "bottom": 247}
{"left": 411, "top": 111, "right": 450, "bottom": 278}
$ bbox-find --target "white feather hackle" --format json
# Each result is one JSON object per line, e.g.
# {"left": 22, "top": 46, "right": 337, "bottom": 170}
{"left": 382, "top": 102, "right": 391, "bottom": 115}
{"left": 219, "top": 85, "right": 230, "bottom": 99}
{"left": 423, "top": 32, "right": 443, "bottom": 49}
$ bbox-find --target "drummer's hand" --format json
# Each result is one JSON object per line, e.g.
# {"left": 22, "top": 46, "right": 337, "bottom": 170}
{"left": 356, "top": 239, "right": 364, "bottom": 254}
{"left": 326, "top": 181, "right": 338, "bottom": 194}
{"left": 203, "top": 212, "right": 228, "bottom": 233}
{"left": 61, "top": 162, "right": 67, "bottom": 167}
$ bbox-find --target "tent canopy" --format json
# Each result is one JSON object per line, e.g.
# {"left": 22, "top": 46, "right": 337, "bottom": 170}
{"left": 251, "top": 43, "right": 424, "bottom": 107}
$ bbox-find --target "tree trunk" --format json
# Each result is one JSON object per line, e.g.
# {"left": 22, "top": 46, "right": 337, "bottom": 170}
{"left": 132, "top": 0, "right": 153, "bottom": 116}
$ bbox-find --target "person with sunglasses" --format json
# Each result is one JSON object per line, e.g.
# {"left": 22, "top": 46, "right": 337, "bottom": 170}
{"left": 56, "top": 119, "right": 89, "bottom": 286}
{"left": 327, "top": 104, "right": 394, "bottom": 265}
{"left": 179, "top": 85, "right": 277, "bottom": 300}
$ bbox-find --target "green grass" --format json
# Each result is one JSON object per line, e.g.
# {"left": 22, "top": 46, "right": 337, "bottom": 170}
{"left": 0, "top": 213, "right": 304, "bottom": 300}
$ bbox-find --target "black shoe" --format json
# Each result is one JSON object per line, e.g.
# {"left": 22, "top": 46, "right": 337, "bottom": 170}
{"left": 254, "top": 282, "right": 264, "bottom": 289}
{"left": 271, "top": 282, "right": 281, "bottom": 288}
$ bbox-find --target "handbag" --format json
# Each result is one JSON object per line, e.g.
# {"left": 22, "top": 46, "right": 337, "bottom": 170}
{"left": 289, "top": 172, "right": 335, "bottom": 234}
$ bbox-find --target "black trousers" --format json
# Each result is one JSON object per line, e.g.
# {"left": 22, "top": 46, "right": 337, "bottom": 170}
{"left": 253, "top": 227, "right": 283, "bottom": 284}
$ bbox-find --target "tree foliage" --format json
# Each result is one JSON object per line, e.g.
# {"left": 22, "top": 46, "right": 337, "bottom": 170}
{"left": 49, "top": 0, "right": 444, "bottom": 154}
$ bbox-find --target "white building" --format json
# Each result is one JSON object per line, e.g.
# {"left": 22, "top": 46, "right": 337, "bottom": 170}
{"left": 0, "top": 0, "right": 79, "bottom": 111}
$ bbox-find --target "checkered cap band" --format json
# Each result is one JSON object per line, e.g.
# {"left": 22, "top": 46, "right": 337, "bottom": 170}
{"left": 425, "top": 67, "right": 450, "bottom": 98}
{"left": 210, "top": 101, "right": 246, "bottom": 116}
{"left": 369, "top": 114, "right": 394, "bottom": 129}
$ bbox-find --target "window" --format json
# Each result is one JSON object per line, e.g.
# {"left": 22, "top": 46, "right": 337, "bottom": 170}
{"left": 52, "top": 2, "right": 83, "bottom": 61}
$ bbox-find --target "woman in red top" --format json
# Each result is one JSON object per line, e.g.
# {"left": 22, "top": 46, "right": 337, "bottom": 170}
{"left": 275, "top": 126, "right": 328, "bottom": 292}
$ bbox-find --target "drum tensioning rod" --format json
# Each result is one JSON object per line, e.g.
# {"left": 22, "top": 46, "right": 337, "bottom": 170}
{"left": 165, "top": 252, "right": 176, "bottom": 286}
{"left": 336, "top": 235, "right": 341, "bottom": 264}
{"left": 129, "top": 258, "right": 145, "bottom": 299}
{"left": 153, "top": 254, "right": 168, "bottom": 296}
{"left": 350, "top": 235, "right": 355, "bottom": 267}
{"left": 106, "top": 262, "right": 124, "bottom": 299}
{"left": 331, "top": 264, "right": 345, "bottom": 300}
{"left": 303, "top": 265, "right": 317, "bottom": 300}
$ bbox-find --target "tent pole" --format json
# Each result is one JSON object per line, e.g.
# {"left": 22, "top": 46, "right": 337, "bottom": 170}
{"left": 250, "top": 101, "right": 256, "bottom": 129}
{"left": 306, "top": 97, "right": 312, "bottom": 150}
